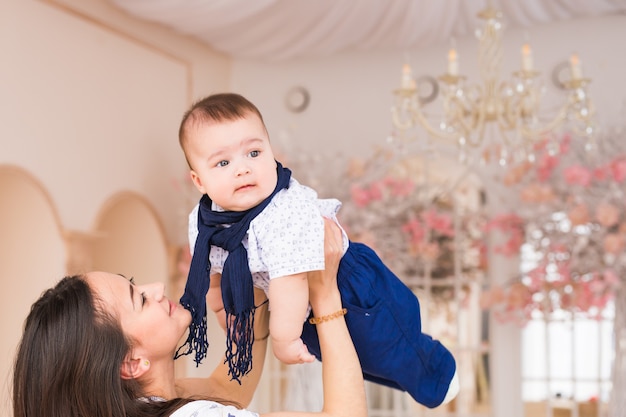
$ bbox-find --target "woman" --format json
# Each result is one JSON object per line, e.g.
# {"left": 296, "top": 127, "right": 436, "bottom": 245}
{"left": 13, "top": 220, "right": 366, "bottom": 417}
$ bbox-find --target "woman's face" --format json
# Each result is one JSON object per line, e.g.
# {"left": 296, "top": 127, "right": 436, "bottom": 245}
{"left": 85, "top": 271, "right": 191, "bottom": 361}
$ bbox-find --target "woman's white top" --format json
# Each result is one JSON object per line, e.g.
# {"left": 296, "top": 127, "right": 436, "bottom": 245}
{"left": 170, "top": 400, "right": 259, "bottom": 417}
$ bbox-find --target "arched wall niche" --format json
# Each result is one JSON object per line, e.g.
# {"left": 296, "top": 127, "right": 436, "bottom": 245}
{"left": 0, "top": 164, "right": 66, "bottom": 417}
{"left": 90, "top": 190, "right": 174, "bottom": 289}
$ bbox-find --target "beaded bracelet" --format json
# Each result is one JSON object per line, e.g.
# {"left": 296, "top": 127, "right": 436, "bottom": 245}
{"left": 308, "top": 308, "right": 347, "bottom": 325}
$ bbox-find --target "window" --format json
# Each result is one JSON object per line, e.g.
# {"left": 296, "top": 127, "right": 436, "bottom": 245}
{"left": 520, "top": 241, "right": 614, "bottom": 417}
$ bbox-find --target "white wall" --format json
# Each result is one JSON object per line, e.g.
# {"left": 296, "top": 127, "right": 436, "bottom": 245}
{"left": 0, "top": 0, "right": 230, "bottom": 246}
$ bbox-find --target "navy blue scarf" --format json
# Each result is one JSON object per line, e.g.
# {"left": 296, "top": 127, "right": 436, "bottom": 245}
{"left": 175, "top": 162, "right": 291, "bottom": 382}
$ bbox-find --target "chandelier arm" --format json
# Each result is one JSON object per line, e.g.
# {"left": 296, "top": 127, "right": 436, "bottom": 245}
{"left": 454, "top": 96, "right": 488, "bottom": 148}
{"left": 391, "top": 95, "right": 421, "bottom": 131}
{"left": 497, "top": 94, "right": 523, "bottom": 142}
{"left": 498, "top": 82, "right": 524, "bottom": 133}
{"left": 465, "top": 121, "right": 488, "bottom": 148}
{"left": 407, "top": 104, "right": 460, "bottom": 141}
{"left": 391, "top": 107, "right": 417, "bottom": 131}
{"left": 519, "top": 105, "right": 569, "bottom": 139}
{"left": 496, "top": 106, "right": 515, "bottom": 135}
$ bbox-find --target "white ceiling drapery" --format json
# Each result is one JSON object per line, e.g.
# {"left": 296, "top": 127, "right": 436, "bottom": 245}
{"left": 106, "top": 0, "right": 626, "bottom": 61}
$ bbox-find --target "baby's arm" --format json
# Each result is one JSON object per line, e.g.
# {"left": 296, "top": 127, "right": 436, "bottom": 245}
{"left": 206, "top": 272, "right": 227, "bottom": 332}
{"left": 268, "top": 272, "right": 316, "bottom": 364}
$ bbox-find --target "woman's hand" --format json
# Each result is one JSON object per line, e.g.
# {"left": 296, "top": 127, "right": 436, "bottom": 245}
{"left": 295, "top": 218, "right": 367, "bottom": 417}
{"left": 308, "top": 218, "right": 343, "bottom": 308}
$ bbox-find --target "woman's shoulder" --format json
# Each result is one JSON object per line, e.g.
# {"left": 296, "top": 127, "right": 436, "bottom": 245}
{"left": 170, "top": 400, "right": 259, "bottom": 417}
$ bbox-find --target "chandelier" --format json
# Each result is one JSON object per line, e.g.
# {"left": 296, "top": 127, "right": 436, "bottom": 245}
{"left": 391, "top": 6, "right": 595, "bottom": 166}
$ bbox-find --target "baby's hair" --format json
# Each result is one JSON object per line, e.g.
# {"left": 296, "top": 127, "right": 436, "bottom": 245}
{"left": 179, "top": 93, "right": 266, "bottom": 167}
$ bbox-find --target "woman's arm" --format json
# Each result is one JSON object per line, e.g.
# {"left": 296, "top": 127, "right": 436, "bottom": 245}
{"left": 263, "top": 219, "right": 367, "bottom": 417}
{"left": 176, "top": 286, "right": 270, "bottom": 407}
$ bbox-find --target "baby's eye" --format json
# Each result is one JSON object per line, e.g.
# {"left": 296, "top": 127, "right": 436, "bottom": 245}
{"left": 216, "top": 160, "right": 229, "bottom": 167}
{"left": 249, "top": 150, "right": 260, "bottom": 158}
{"left": 141, "top": 292, "right": 147, "bottom": 306}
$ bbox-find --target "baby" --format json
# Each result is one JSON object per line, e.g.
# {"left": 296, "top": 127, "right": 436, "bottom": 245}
{"left": 176, "top": 93, "right": 459, "bottom": 408}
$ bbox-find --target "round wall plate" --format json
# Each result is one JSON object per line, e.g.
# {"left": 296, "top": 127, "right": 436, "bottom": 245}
{"left": 285, "top": 86, "right": 310, "bottom": 113}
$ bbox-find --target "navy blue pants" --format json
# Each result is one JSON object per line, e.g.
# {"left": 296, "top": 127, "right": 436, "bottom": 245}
{"left": 301, "top": 242, "right": 457, "bottom": 408}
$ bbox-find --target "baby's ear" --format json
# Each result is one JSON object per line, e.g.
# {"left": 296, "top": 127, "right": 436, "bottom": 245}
{"left": 189, "top": 170, "right": 207, "bottom": 194}
{"left": 120, "top": 354, "right": 151, "bottom": 380}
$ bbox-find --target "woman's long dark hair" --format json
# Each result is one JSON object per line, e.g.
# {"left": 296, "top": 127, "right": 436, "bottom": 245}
{"left": 12, "top": 275, "right": 190, "bottom": 417}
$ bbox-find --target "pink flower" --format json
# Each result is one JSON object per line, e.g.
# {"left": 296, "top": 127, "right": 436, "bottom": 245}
{"left": 418, "top": 242, "right": 440, "bottom": 262}
{"left": 347, "top": 158, "right": 366, "bottom": 178}
{"left": 533, "top": 137, "right": 549, "bottom": 153}
{"left": 368, "top": 181, "right": 384, "bottom": 201}
{"left": 536, "top": 154, "right": 559, "bottom": 182}
{"left": 526, "top": 266, "right": 546, "bottom": 291}
{"left": 520, "top": 183, "right": 555, "bottom": 203}
{"left": 610, "top": 157, "right": 626, "bottom": 183}
{"left": 421, "top": 209, "right": 454, "bottom": 237}
{"left": 593, "top": 166, "right": 610, "bottom": 182}
{"left": 567, "top": 203, "right": 590, "bottom": 226}
{"left": 503, "top": 162, "right": 531, "bottom": 186}
{"left": 496, "top": 232, "right": 524, "bottom": 257}
{"left": 603, "top": 269, "right": 620, "bottom": 286}
{"left": 402, "top": 218, "right": 425, "bottom": 245}
{"left": 350, "top": 184, "right": 371, "bottom": 208}
{"left": 588, "top": 275, "right": 606, "bottom": 294}
{"left": 571, "top": 282, "right": 593, "bottom": 312}
{"left": 491, "top": 213, "right": 524, "bottom": 229}
{"left": 484, "top": 213, "right": 526, "bottom": 256}
{"left": 593, "top": 293, "right": 614, "bottom": 311}
{"left": 563, "top": 165, "right": 592, "bottom": 187}
{"left": 595, "top": 202, "right": 621, "bottom": 228}
{"left": 603, "top": 233, "right": 624, "bottom": 254}
{"left": 480, "top": 285, "right": 505, "bottom": 309}
{"left": 383, "top": 177, "right": 415, "bottom": 197}
{"left": 507, "top": 282, "right": 533, "bottom": 309}
{"left": 559, "top": 134, "right": 572, "bottom": 154}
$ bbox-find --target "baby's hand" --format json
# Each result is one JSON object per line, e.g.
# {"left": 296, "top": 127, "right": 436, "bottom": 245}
{"left": 272, "top": 337, "right": 316, "bottom": 364}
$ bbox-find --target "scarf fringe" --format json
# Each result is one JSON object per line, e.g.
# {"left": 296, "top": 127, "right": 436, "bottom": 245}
{"left": 224, "top": 308, "right": 255, "bottom": 383}
{"left": 174, "top": 304, "right": 208, "bottom": 366}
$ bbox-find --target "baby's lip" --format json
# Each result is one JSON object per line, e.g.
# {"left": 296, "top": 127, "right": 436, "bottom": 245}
{"left": 236, "top": 183, "right": 255, "bottom": 191}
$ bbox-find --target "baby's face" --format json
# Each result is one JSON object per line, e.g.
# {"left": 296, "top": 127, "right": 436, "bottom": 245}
{"left": 187, "top": 112, "right": 277, "bottom": 211}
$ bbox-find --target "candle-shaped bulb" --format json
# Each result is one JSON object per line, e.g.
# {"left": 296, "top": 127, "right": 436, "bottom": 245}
{"left": 570, "top": 53, "right": 583, "bottom": 80}
{"left": 448, "top": 48, "right": 458, "bottom": 76}
{"left": 401, "top": 63, "right": 413, "bottom": 89}
{"left": 521, "top": 43, "right": 533, "bottom": 72}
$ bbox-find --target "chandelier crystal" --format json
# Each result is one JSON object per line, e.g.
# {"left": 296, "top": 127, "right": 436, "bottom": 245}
{"left": 391, "top": 6, "right": 595, "bottom": 166}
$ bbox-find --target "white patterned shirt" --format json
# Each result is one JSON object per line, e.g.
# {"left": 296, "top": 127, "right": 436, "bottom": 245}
{"left": 188, "top": 178, "right": 349, "bottom": 294}
{"left": 170, "top": 400, "right": 259, "bottom": 417}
